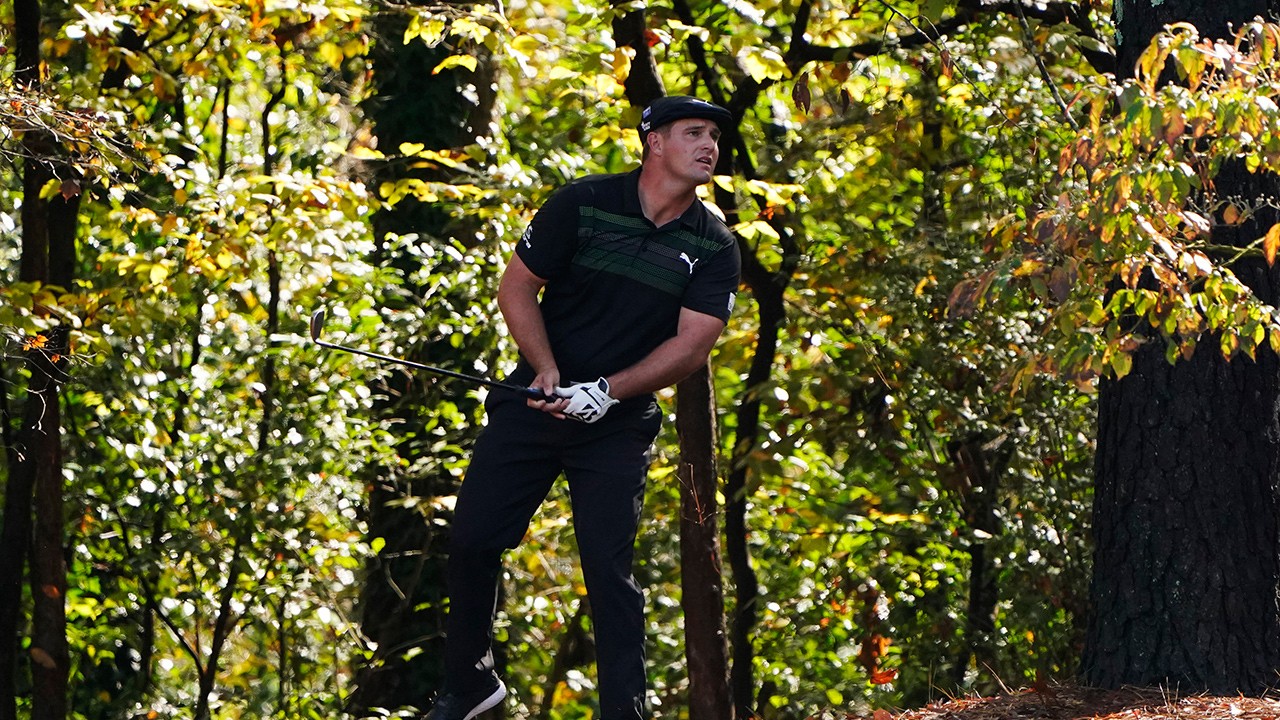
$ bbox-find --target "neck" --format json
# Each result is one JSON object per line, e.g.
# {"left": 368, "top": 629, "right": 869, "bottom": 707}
{"left": 637, "top": 164, "right": 700, "bottom": 227}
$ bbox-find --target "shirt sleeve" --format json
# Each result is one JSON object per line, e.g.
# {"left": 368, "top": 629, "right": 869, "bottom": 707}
{"left": 514, "top": 183, "right": 582, "bottom": 281}
{"left": 682, "top": 237, "right": 741, "bottom": 323}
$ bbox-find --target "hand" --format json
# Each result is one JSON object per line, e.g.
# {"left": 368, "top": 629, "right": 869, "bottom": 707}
{"left": 528, "top": 368, "right": 570, "bottom": 417}
{"left": 557, "top": 378, "right": 619, "bottom": 423}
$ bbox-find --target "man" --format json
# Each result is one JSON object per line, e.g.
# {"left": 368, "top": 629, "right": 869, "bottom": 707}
{"left": 426, "top": 95, "right": 741, "bottom": 720}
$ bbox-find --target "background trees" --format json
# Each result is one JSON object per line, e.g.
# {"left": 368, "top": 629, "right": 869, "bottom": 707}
{"left": 6, "top": 0, "right": 1280, "bottom": 717}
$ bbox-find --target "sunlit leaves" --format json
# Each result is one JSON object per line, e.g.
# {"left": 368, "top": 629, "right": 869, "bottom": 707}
{"left": 965, "top": 21, "right": 1280, "bottom": 380}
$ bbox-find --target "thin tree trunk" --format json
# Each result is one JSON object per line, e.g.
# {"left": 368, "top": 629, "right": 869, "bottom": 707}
{"left": 5, "top": 1, "right": 75, "bottom": 713}
{"left": 948, "top": 437, "right": 1004, "bottom": 688}
{"left": 676, "top": 366, "right": 733, "bottom": 720}
{"left": 194, "top": 543, "right": 243, "bottom": 720}
{"left": 724, "top": 242, "right": 790, "bottom": 718}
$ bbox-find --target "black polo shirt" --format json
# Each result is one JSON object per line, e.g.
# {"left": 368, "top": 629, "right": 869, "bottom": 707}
{"left": 511, "top": 168, "right": 740, "bottom": 387}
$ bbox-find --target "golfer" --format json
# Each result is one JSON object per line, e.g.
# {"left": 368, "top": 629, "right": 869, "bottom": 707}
{"left": 426, "top": 95, "right": 741, "bottom": 720}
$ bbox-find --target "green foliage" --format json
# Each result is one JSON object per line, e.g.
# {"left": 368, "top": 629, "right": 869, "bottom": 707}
{"left": 967, "top": 21, "right": 1280, "bottom": 383}
{"left": 0, "top": 0, "right": 1137, "bottom": 717}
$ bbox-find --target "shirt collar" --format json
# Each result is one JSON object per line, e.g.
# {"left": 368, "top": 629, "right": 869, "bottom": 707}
{"left": 624, "top": 167, "right": 707, "bottom": 229}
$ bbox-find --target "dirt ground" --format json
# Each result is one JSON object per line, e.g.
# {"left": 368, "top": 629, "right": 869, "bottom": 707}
{"left": 871, "top": 683, "right": 1280, "bottom": 720}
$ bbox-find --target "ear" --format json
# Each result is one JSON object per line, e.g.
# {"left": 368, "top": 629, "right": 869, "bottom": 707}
{"left": 646, "top": 130, "right": 663, "bottom": 156}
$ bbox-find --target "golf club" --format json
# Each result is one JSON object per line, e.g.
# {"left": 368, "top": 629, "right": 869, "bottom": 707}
{"left": 309, "top": 309, "right": 555, "bottom": 401}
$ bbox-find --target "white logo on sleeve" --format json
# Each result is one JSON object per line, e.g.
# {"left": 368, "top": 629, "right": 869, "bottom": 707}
{"left": 521, "top": 225, "right": 533, "bottom": 248}
{"left": 727, "top": 293, "right": 736, "bottom": 313}
{"left": 679, "top": 252, "right": 698, "bottom": 273}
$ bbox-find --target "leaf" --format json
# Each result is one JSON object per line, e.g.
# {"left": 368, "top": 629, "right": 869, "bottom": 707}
{"left": 318, "top": 41, "right": 344, "bottom": 69}
{"left": 38, "top": 178, "right": 61, "bottom": 200}
{"left": 1224, "top": 203, "right": 1240, "bottom": 225}
{"left": 29, "top": 648, "right": 56, "bottom": 669}
{"left": 922, "top": 0, "right": 947, "bottom": 23}
{"left": 1110, "top": 351, "right": 1132, "bottom": 378}
{"left": 874, "top": 711, "right": 895, "bottom": 720}
{"left": 870, "top": 668, "right": 899, "bottom": 685}
{"left": 60, "top": 179, "right": 80, "bottom": 200}
{"left": 1264, "top": 224, "right": 1280, "bottom": 266}
{"left": 792, "top": 73, "right": 812, "bottom": 113}
{"left": 947, "top": 278, "right": 978, "bottom": 318}
{"left": 1049, "top": 265, "right": 1073, "bottom": 302}
{"left": 1164, "top": 107, "right": 1186, "bottom": 145}
{"left": 433, "top": 55, "right": 478, "bottom": 75}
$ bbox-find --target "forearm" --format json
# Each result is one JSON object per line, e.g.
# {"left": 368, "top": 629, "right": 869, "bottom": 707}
{"left": 605, "top": 335, "right": 711, "bottom": 400}
{"left": 498, "top": 287, "right": 557, "bottom": 375}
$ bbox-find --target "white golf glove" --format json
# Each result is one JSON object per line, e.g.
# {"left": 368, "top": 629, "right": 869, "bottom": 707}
{"left": 557, "top": 377, "right": 619, "bottom": 423}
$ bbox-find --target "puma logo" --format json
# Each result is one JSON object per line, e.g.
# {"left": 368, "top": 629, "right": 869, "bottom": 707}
{"left": 679, "top": 252, "right": 698, "bottom": 273}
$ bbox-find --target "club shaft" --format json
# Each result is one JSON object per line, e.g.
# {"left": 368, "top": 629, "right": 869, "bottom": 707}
{"left": 316, "top": 339, "right": 552, "bottom": 400}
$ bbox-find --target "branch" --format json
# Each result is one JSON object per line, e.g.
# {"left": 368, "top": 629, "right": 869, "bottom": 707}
{"left": 610, "top": 1, "right": 664, "bottom": 105}
{"left": 1013, "top": 0, "right": 1079, "bottom": 129}
{"left": 971, "top": 0, "right": 1115, "bottom": 75}
{"left": 784, "top": 0, "right": 1114, "bottom": 76}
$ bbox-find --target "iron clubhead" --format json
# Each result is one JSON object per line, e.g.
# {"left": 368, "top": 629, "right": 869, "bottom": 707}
{"left": 309, "top": 309, "right": 327, "bottom": 342}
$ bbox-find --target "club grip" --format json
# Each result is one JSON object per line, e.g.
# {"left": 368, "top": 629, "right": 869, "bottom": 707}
{"left": 518, "top": 386, "right": 558, "bottom": 402}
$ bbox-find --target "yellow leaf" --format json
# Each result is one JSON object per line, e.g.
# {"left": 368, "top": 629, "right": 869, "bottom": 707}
{"left": 351, "top": 146, "right": 384, "bottom": 159}
{"left": 160, "top": 215, "right": 178, "bottom": 236}
{"left": 511, "top": 34, "right": 541, "bottom": 56}
{"left": 1224, "top": 204, "right": 1240, "bottom": 225}
{"left": 734, "top": 220, "right": 779, "bottom": 240}
{"left": 399, "top": 142, "right": 425, "bottom": 156}
{"left": 433, "top": 54, "right": 477, "bottom": 75}
{"left": 38, "top": 178, "right": 61, "bottom": 200}
{"left": 149, "top": 264, "right": 169, "bottom": 284}
{"left": 1265, "top": 224, "right": 1280, "bottom": 266}
{"left": 612, "top": 48, "right": 632, "bottom": 83}
{"left": 318, "top": 41, "right": 343, "bottom": 69}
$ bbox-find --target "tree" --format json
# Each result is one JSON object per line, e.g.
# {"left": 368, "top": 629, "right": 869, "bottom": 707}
{"left": 1082, "top": 0, "right": 1280, "bottom": 693}
{"left": 1, "top": 0, "right": 78, "bottom": 717}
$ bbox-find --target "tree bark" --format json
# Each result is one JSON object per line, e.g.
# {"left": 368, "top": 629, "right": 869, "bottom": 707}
{"left": 676, "top": 366, "right": 733, "bottom": 720}
{"left": 948, "top": 436, "right": 1006, "bottom": 689}
{"left": 1083, "top": 0, "right": 1280, "bottom": 694}
{"left": 4, "top": 0, "right": 76, "bottom": 712}
{"left": 610, "top": 8, "right": 739, "bottom": 716}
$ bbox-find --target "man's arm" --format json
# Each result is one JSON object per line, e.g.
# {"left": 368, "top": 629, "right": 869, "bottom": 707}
{"left": 497, "top": 253, "right": 570, "bottom": 412}
{"left": 604, "top": 307, "right": 727, "bottom": 401}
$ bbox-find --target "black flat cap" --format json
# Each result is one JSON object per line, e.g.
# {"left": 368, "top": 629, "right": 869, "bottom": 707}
{"left": 638, "top": 95, "right": 732, "bottom": 134}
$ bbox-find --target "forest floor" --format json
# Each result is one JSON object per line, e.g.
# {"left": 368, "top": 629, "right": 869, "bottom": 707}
{"left": 879, "top": 683, "right": 1280, "bottom": 720}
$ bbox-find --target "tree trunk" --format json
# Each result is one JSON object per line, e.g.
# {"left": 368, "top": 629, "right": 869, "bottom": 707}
{"left": 1083, "top": 0, "right": 1280, "bottom": 694}
{"left": 3, "top": 0, "right": 75, "bottom": 713}
{"left": 610, "top": 8, "right": 741, "bottom": 715}
{"left": 948, "top": 436, "right": 1007, "bottom": 689}
{"left": 724, "top": 243, "right": 789, "bottom": 718}
{"left": 676, "top": 366, "right": 733, "bottom": 720}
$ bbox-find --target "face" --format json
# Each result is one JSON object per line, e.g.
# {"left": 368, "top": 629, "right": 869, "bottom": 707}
{"left": 649, "top": 118, "right": 721, "bottom": 184}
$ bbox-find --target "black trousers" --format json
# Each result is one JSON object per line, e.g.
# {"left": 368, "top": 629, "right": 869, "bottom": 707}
{"left": 442, "top": 391, "right": 662, "bottom": 719}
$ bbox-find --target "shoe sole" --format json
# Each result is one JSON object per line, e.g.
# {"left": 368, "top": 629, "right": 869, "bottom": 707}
{"left": 463, "top": 681, "right": 506, "bottom": 720}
